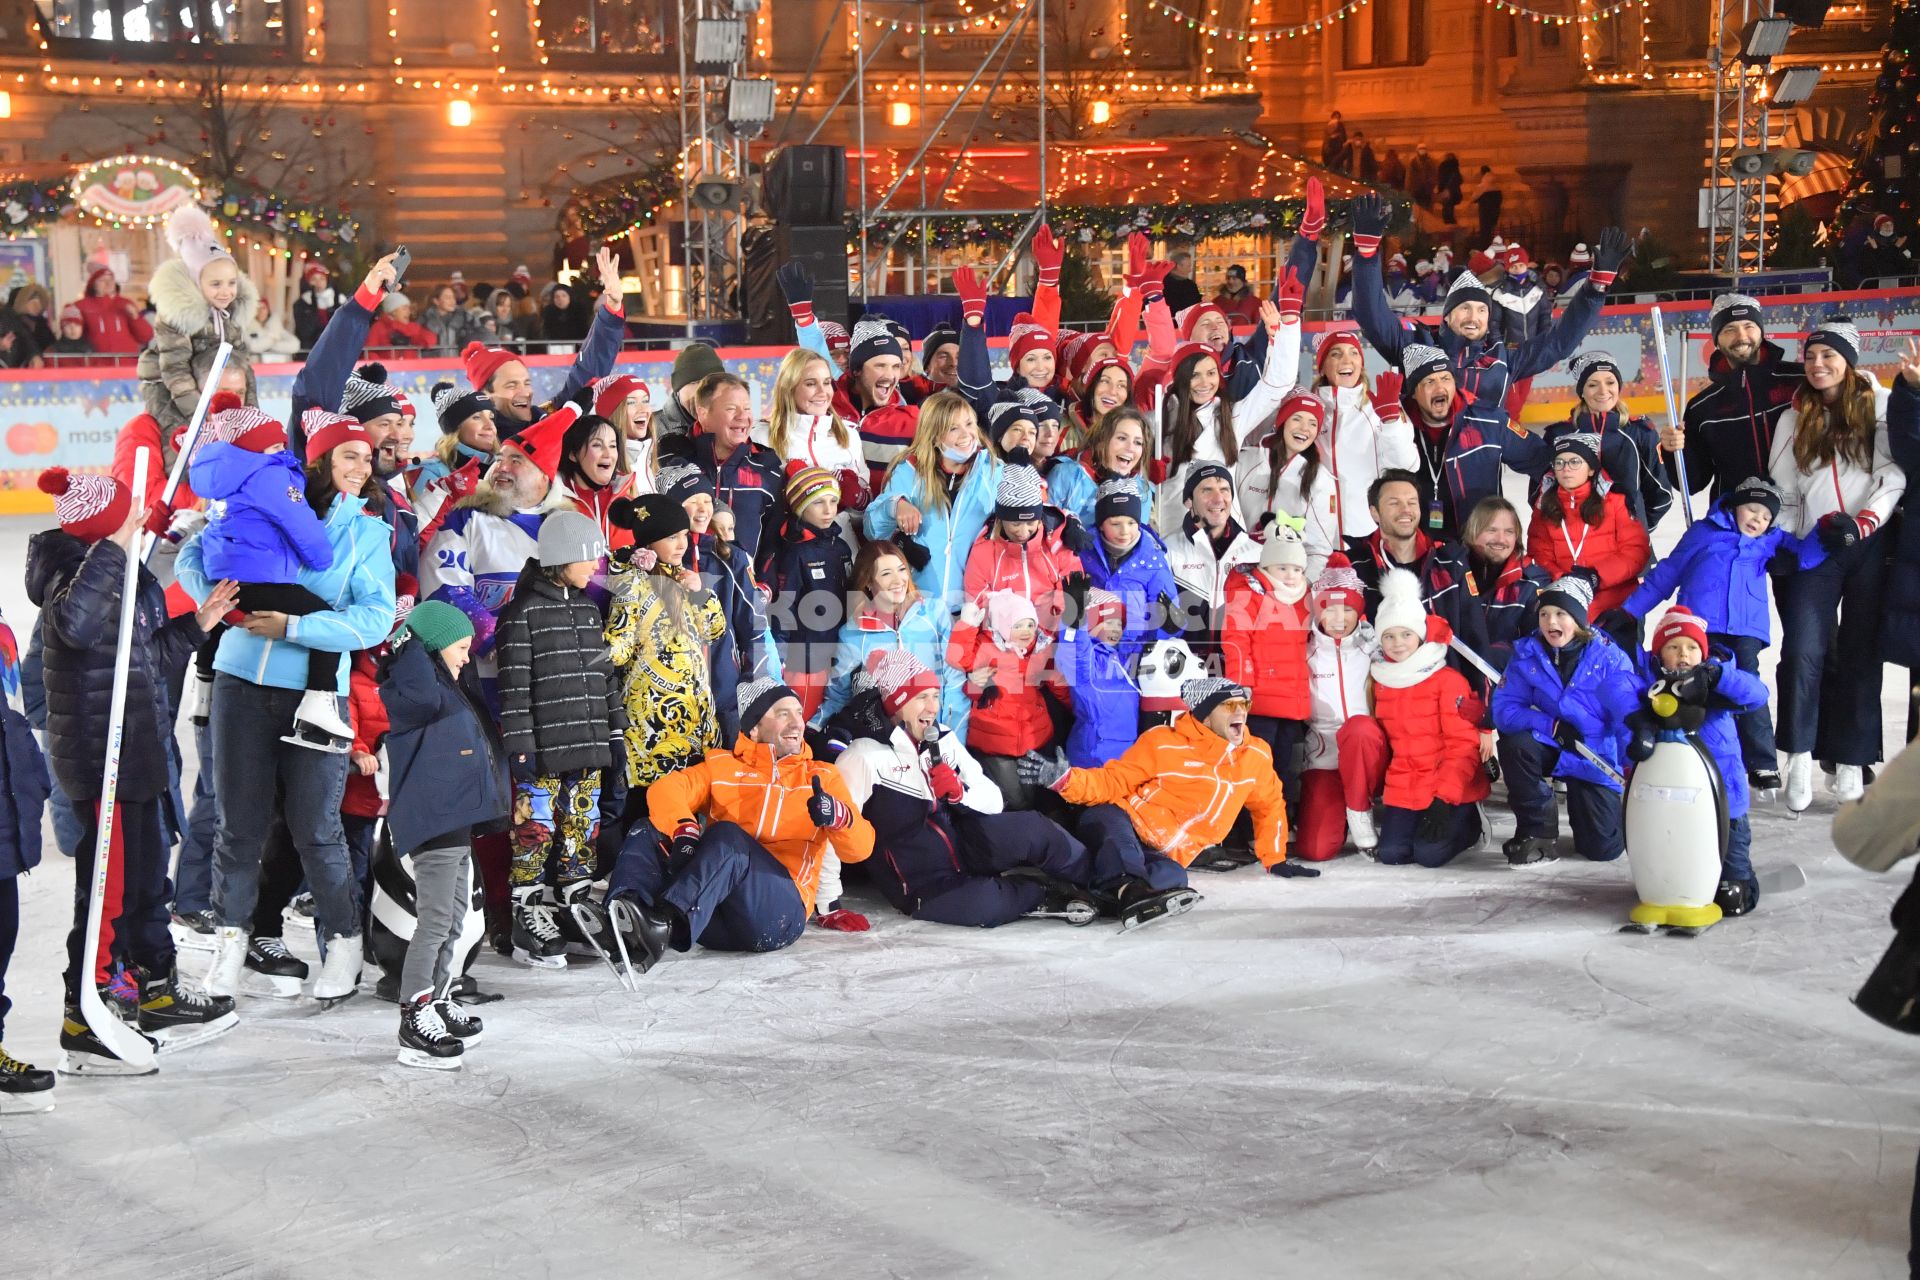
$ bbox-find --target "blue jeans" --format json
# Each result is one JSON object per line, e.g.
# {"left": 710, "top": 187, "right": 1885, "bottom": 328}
{"left": 609, "top": 821, "right": 808, "bottom": 953}
{"left": 1710, "top": 632, "right": 1776, "bottom": 777}
{"left": 1499, "top": 734, "right": 1624, "bottom": 861}
{"left": 171, "top": 719, "right": 218, "bottom": 914}
{"left": 1376, "top": 802, "right": 1482, "bottom": 868}
{"left": 209, "top": 675, "right": 360, "bottom": 940}
{"left": 1073, "top": 804, "right": 1190, "bottom": 891}
{"left": 1777, "top": 533, "right": 1887, "bottom": 765}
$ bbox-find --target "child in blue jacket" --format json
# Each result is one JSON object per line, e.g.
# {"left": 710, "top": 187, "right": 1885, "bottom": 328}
{"left": 188, "top": 394, "right": 348, "bottom": 747}
{"left": 1055, "top": 578, "right": 1141, "bottom": 768}
{"left": 1625, "top": 607, "right": 1772, "bottom": 917}
{"left": 1079, "top": 480, "right": 1177, "bottom": 654}
{"left": 1615, "top": 477, "right": 1821, "bottom": 792}
{"left": 1492, "top": 569, "right": 1644, "bottom": 865}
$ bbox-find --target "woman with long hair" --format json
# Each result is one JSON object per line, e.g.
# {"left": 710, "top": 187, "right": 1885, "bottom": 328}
{"left": 1310, "top": 329, "right": 1419, "bottom": 540}
{"left": 1236, "top": 388, "right": 1341, "bottom": 578}
{"left": 553, "top": 413, "right": 634, "bottom": 553}
{"left": 1524, "top": 432, "right": 1649, "bottom": 618}
{"left": 816, "top": 538, "right": 969, "bottom": 739}
{"left": 1046, "top": 405, "right": 1157, "bottom": 533}
{"left": 862, "top": 391, "right": 999, "bottom": 613}
{"left": 1767, "top": 318, "right": 1907, "bottom": 808}
{"left": 1069, "top": 356, "right": 1134, "bottom": 445}
{"left": 760, "top": 347, "right": 868, "bottom": 536}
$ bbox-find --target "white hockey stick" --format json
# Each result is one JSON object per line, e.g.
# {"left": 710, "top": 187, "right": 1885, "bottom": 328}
{"left": 1446, "top": 634, "right": 1626, "bottom": 788}
{"left": 143, "top": 341, "right": 230, "bottom": 564}
{"left": 1648, "top": 307, "right": 1692, "bottom": 527}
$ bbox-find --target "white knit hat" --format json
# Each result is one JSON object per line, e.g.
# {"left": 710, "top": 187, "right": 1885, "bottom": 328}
{"left": 1374, "top": 567, "right": 1427, "bottom": 639}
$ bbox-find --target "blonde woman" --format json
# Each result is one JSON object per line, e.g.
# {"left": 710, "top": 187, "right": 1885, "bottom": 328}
{"left": 759, "top": 347, "right": 868, "bottom": 537}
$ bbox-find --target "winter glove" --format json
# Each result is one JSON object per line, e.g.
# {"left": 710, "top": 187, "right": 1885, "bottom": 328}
{"left": 1625, "top": 710, "right": 1658, "bottom": 763}
{"left": 1675, "top": 701, "right": 1708, "bottom": 732}
{"left": 1766, "top": 544, "right": 1803, "bottom": 576}
{"left": 1350, "top": 193, "right": 1389, "bottom": 258}
{"left": 927, "top": 760, "right": 966, "bottom": 804}
{"left": 1370, "top": 370, "right": 1405, "bottom": 422}
{"left": 1139, "top": 258, "right": 1175, "bottom": 308}
{"left": 807, "top": 776, "right": 854, "bottom": 829}
{"left": 953, "top": 266, "right": 988, "bottom": 329}
{"left": 835, "top": 467, "right": 869, "bottom": 512}
{"left": 776, "top": 259, "right": 816, "bottom": 329}
{"left": 1551, "top": 720, "right": 1584, "bottom": 752}
{"left": 510, "top": 754, "right": 538, "bottom": 783}
{"left": 1269, "top": 861, "right": 1321, "bottom": 879}
{"left": 1588, "top": 227, "right": 1632, "bottom": 291}
{"left": 1817, "top": 511, "right": 1865, "bottom": 553}
{"left": 668, "top": 820, "right": 702, "bottom": 864}
{"left": 976, "top": 680, "right": 1005, "bottom": 710}
{"left": 895, "top": 534, "right": 933, "bottom": 572}
{"left": 1415, "top": 798, "right": 1453, "bottom": 843}
{"left": 1031, "top": 225, "right": 1064, "bottom": 291}
{"left": 1016, "top": 750, "right": 1070, "bottom": 792}
{"left": 1059, "top": 516, "right": 1092, "bottom": 555}
{"left": 1594, "top": 608, "right": 1641, "bottom": 653}
{"left": 1298, "top": 175, "right": 1326, "bottom": 242}
{"left": 1062, "top": 570, "right": 1091, "bottom": 624}
{"left": 1668, "top": 662, "right": 1721, "bottom": 707}
{"left": 1124, "top": 230, "right": 1151, "bottom": 292}
{"left": 1276, "top": 267, "right": 1305, "bottom": 327}
{"left": 815, "top": 907, "right": 870, "bottom": 932}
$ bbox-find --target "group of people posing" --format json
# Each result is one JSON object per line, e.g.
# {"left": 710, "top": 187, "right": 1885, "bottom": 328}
{"left": 0, "top": 180, "right": 1911, "bottom": 1103}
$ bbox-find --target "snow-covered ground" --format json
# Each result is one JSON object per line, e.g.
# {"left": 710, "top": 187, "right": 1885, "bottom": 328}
{"left": 2, "top": 511, "right": 1917, "bottom": 1279}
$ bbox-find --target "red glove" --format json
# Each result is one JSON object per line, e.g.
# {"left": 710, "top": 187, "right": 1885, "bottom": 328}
{"left": 142, "top": 500, "right": 171, "bottom": 538}
{"left": 1371, "top": 370, "right": 1405, "bottom": 422}
{"left": 1124, "top": 231, "right": 1151, "bottom": 292}
{"left": 953, "top": 267, "right": 988, "bottom": 329}
{"left": 1299, "top": 176, "right": 1326, "bottom": 242}
{"left": 1140, "top": 259, "right": 1175, "bottom": 307}
{"left": 927, "top": 761, "right": 965, "bottom": 804}
{"left": 1032, "top": 225, "right": 1064, "bottom": 291}
{"left": 835, "top": 467, "right": 869, "bottom": 512}
{"left": 815, "top": 908, "right": 870, "bottom": 932}
{"left": 1276, "top": 267, "right": 1305, "bottom": 327}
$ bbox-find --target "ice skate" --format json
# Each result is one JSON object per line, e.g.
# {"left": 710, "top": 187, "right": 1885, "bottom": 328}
{"left": 510, "top": 886, "right": 568, "bottom": 969}
{"left": 169, "top": 909, "right": 218, "bottom": 953}
{"left": 138, "top": 966, "right": 239, "bottom": 1053}
{"left": 1504, "top": 835, "right": 1558, "bottom": 866}
{"left": 311, "top": 934, "right": 363, "bottom": 1007}
{"left": 0, "top": 1045, "right": 56, "bottom": 1113}
{"left": 553, "top": 880, "right": 608, "bottom": 959}
{"left": 184, "top": 665, "right": 215, "bottom": 726}
{"left": 1022, "top": 886, "right": 1099, "bottom": 926}
{"left": 433, "top": 993, "right": 484, "bottom": 1048}
{"left": 1105, "top": 877, "right": 1199, "bottom": 932}
{"left": 1714, "top": 877, "right": 1759, "bottom": 918}
{"left": 1748, "top": 767, "right": 1782, "bottom": 799}
{"left": 204, "top": 925, "right": 248, "bottom": 998}
{"left": 1784, "top": 752, "right": 1813, "bottom": 813}
{"left": 280, "top": 689, "right": 352, "bottom": 754}
{"left": 1346, "top": 807, "right": 1378, "bottom": 853}
{"left": 397, "top": 994, "right": 464, "bottom": 1071}
{"left": 55, "top": 1007, "right": 158, "bottom": 1077}
{"left": 101, "top": 966, "right": 141, "bottom": 1021}
{"left": 242, "top": 935, "right": 309, "bottom": 999}
{"left": 1831, "top": 763, "right": 1865, "bottom": 803}
{"left": 604, "top": 896, "right": 672, "bottom": 988}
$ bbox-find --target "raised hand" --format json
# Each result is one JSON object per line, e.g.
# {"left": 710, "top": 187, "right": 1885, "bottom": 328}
{"left": 777, "top": 259, "right": 816, "bottom": 328}
{"left": 1350, "top": 194, "right": 1388, "bottom": 258}
{"left": 1589, "top": 227, "right": 1632, "bottom": 291}
{"left": 1299, "top": 176, "right": 1326, "bottom": 241}
{"left": 953, "top": 266, "right": 988, "bottom": 328}
{"left": 1900, "top": 337, "right": 1920, "bottom": 389}
{"left": 1276, "top": 266, "right": 1305, "bottom": 326}
{"left": 1031, "top": 225, "right": 1064, "bottom": 291}
{"left": 1125, "top": 231, "right": 1151, "bottom": 291}
{"left": 1371, "top": 369, "right": 1405, "bottom": 421}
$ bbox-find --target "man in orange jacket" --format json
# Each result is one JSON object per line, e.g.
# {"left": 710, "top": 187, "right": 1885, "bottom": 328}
{"left": 1020, "top": 676, "right": 1316, "bottom": 927}
{"left": 601, "top": 677, "right": 875, "bottom": 974}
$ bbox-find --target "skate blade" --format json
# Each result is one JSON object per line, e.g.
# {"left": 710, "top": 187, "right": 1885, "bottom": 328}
{"left": 169, "top": 924, "right": 220, "bottom": 954}
{"left": 1119, "top": 889, "right": 1200, "bottom": 932}
{"left": 0, "top": 1089, "right": 56, "bottom": 1114}
{"left": 278, "top": 729, "right": 351, "bottom": 755}
{"left": 55, "top": 1051, "right": 157, "bottom": 1078}
{"left": 397, "top": 1047, "right": 464, "bottom": 1071}
{"left": 239, "top": 971, "right": 307, "bottom": 1000}
{"left": 574, "top": 908, "right": 633, "bottom": 990}
{"left": 1025, "top": 906, "right": 1098, "bottom": 926}
{"left": 604, "top": 902, "right": 647, "bottom": 991}
{"left": 1618, "top": 922, "right": 1655, "bottom": 935}
{"left": 1661, "top": 925, "right": 1708, "bottom": 938}
{"left": 150, "top": 1012, "right": 240, "bottom": 1055}
{"left": 510, "top": 946, "right": 570, "bottom": 970}
{"left": 311, "top": 992, "right": 359, "bottom": 1011}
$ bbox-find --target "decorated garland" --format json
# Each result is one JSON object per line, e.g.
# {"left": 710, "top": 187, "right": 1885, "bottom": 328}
{"left": 857, "top": 196, "right": 1383, "bottom": 250}
{"left": 571, "top": 166, "right": 686, "bottom": 243}
{"left": 0, "top": 170, "right": 361, "bottom": 263}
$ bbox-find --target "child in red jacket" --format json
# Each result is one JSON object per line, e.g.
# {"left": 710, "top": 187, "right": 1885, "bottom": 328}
{"left": 1525, "top": 432, "right": 1650, "bottom": 617}
{"left": 962, "top": 448, "right": 1083, "bottom": 633}
{"left": 1220, "top": 524, "right": 1312, "bottom": 831}
{"left": 1369, "top": 569, "right": 1489, "bottom": 867}
{"left": 948, "top": 589, "right": 1068, "bottom": 813}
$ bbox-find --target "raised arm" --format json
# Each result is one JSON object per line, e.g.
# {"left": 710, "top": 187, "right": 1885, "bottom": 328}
{"left": 556, "top": 246, "right": 629, "bottom": 407}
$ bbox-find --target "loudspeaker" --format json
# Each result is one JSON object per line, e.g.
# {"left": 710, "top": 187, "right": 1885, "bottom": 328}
{"left": 765, "top": 145, "right": 846, "bottom": 224}
{"left": 742, "top": 225, "right": 787, "bottom": 345}
{"left": 774, "top": 223, "right": 851, "bottom": 333}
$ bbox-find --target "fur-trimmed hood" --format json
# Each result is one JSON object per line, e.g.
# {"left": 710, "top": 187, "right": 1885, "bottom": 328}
{"left": 453, "top": 478, "right": 580, "bottom": 520}
{"left": 148, "top": 256, "right": 259, "bottom": 340}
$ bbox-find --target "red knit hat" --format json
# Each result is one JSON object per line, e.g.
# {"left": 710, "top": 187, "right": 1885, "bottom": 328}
{"left": 1177, "top": 302, "right": 1228, "bottom": 343}
{"left": 85, "top": 263, "right": 116, "bottom": 294}
{"left": 462, "top": 340, "right": 520, "bottom": 392}
{"left": 1274, "top": 389, "right": 1327, "bottom": 435}
{"left": 1080, "top": 357, "right": 1134, "bottom": 405}
{"left": 1007, "top": 313, "right": 1054, "bottom": 369}
{"left": 208, "top": 391, "right": 287, "bottom": 454}
{"left": 503, "top": 405, "right": 578, "bottom": 481}
{"left": 38, "top": 467, "right": 131, "bottom": 543}
{"left": 1315, "top": 328, "right": 1364, "bottom": 373}
{"left": 1652, "top": 606, "right": 1710, "bottom": 659}
{"left": 865, "top": 648, "right": 941, "bottom": 716}
{"left": 1169, "top": 341, "right": 1218, "bottom": 381}
{"left": 1312, "top": 552, "right": 1366, "bottom": 616}
{"left": 302, "top": 408, "right": 372, "bottom": 464}
{"left": 301, "top": 261, "right": 330, "bottom": 286}
{"left": 58, "top": 302, "right": 84, "bottom": 326}
{"left": 592, "top": 373, "right": 648, "bottom": 419}
{"left": 1085, "top": 586, "right": 1125, "bottom": 632}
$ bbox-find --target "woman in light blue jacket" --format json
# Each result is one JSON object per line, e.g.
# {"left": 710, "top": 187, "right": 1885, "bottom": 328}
{"left": 815, "top": 538, "right": 970, "bottom": 742}
{"left": 177, "top": 408, "right": 397, "bottom": 1002}
{"left": 862, "top": 390, "right": 999, "bottom": 614}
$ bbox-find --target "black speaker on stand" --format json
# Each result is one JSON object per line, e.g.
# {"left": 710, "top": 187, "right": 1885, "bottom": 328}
{"left": 765, "top": 146, "right": 847, "bottom": 225}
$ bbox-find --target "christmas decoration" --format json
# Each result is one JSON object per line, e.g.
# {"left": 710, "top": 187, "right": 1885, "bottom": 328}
{"left": 857, "top": 194, "right": 1392, "bottom": 250}
{"left": 1829, "top": 1, "right": 1920, "bottom": 246}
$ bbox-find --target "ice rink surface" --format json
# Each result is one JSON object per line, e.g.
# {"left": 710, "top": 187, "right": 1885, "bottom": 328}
{"left": 2, "top": 512, "right": 1918, "bottom": 1279}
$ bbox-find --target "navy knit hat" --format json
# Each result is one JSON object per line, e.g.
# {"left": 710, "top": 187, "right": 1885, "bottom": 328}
{"left": 1569, "top": 351, "right": 1622, "bottom": 400}
{"left": 432, "top": 379, "right": 493, "bottom": 435}
{"left": 658, "top": 460, "right": 717, "bottom": 505}
{"left": 1805, "top": 316, "right": 1862, "bottom": 368}
{"left": 611, "top": 493, "right": 691, "bottom": 547}
{"left": 1401, "top": 343, "right": 1452, "bottom": 388}
{"left": 737, "top": 676, "right": 801, "bottom": 734}
{"left": 1180, "top": 676, "right": 1250, "bottom": 722}
{"left": 1182, "top": 461, "right": 1235, "bottom": 504}
{"left": 1539, "top": 567, "right": 1599, "bottom": 630}
{"left": 995, "top": 447, "right": 1045, "bottom": 523}
{"left": 1710, "top": 293, "right": 1764, "bottom": 341}
{"left": 342, "top": 363, "right": 402, "bottom": 424}
{"left": 1094, "top": 478, "right": 1143, "bottom": 526}
{"left": 848, "top": 316, "right": 903, "bottom": 372}
{"left": 1552, "top": 431, "right": 1603, "bottom": 475}
{"left": 922, "top": 324, "right": 959, "bottom": 366}
{"left": 1725, "top": 475, "right": 1782, "bottom": 520}
{"left": 1441, "top": 271, "right": 1492, "bottom": 317}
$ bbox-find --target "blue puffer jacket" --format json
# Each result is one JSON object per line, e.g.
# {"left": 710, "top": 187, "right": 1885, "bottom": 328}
{"left": 1491, "top": 631, "right": 1643, "bottom": 791}
{"left": 0, "top": 613, "right": 48, "bottom": 880}
{"left": 178, "top": 492, "right": 396, "bottom": 695}
{"left": 190, "top": 441, "right": 337, "bottom": 583}
{"left": 1044, "top": 454, "right": 1155, "bottom": 533}
{"left": 1884, "top": 379, "right": 1920, "bottom": 667}
{"left": 691, "top": 532, "right": 781, "bottom": 744}
{"left": 1629, "top": 647, "right": 1770, "bottom": 819}
{"left": 864, "top": 454, "right": 1000, "bottom": 613}
{"left": 1621, "top": 498, "right": 1823, "bottom": 643}
{"left": 1080, "top": 526, "right": 1178, "bottom": 653}
{"left": 1055, "top": 625, "right": 1140, "bottom": 768}
{"left": 378, "top": 637, "right": 510, "bottom": 855}
{"left": 816, "top": 598, "right": 970, "bottom": 742}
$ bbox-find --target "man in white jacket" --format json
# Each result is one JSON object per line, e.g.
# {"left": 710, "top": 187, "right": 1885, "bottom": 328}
{"left": 1163, "top": 462, "right": 1260, "bottom": 657}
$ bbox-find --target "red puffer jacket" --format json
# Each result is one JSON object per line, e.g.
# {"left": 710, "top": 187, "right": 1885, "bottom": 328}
{"left": 1525, "top": 481, "right": 1650, "bottom": 616}
{"left": 946, "top": 621, "right": 1066, "bottom": 758}
{"left": 962, "top": 531, "right": 1082, "bottom": 633}
{"left": 1219, "top": 565, "right": 1311, "bottom": 721}
{"left": 344, "top": 653, "right": 389, "bottom": 819}
{"left": 1372, "top": 626, "right": 1490, "bottom": 811}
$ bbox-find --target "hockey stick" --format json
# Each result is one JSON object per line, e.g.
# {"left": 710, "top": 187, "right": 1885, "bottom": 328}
{"left": 143, "top": 341, "right": 232, "bottom": 565}
{"left": 79, "top": 447, "right": 160, "bottom": 1068}
{"left": 1648, "top": 307, "right": 1693, "bottom": 527}
{"left": 1445, "top": 635, "right": 1628, "bottom": 788}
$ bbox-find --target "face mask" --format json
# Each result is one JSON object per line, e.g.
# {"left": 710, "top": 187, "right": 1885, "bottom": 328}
{"left": 940, "top": 443, "right": 977, "bottom": 465}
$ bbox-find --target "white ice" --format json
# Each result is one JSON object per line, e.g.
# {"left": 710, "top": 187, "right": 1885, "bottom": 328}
{"left": 1, "top": 509, "right": 1918, "bottom": 1280}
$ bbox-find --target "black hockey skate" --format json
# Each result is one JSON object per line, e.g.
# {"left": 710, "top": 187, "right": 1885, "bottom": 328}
{"left": 554, "top": 881, "right": 610, "bottom": 959}
{"left": 243, "top": 935, "right": 309, "bottom": 999}
{"left": 56, "top": 1007, "right": 158, "bottom": 1078}
{"left": 433, "top": 997, "right": 484, "bottom": 1047}
{"left": 1714, "top": 877, "right": 1759, "bottom": 918}
{"left": 1504, "top": 835, "right": 1559, "bottom": 866}
{"left": 1103, "top": 876, "right": 1200, "bottom": 932}
{"left": 169, "top": 909, "right": 218, "bottom": 953}
{"left": 397, "top": 994, "right": 464, "bottom": 1071}
{"left": 510, "top": 889, "right": 568, "bottom": 970}
{"left": 138, "top": 967, "right": 239, "bottom": 1053}
{"left": 0, "top": 1044, "right": 56, "bottom": 1114}
{"left": 603, "top": 896, "right": 673, "bottom": 989}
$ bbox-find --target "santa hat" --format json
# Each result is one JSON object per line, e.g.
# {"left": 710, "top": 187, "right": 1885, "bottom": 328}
{"left": 37, "top": 467, "right": 131, "bottom": 543}
{"left": 208, "top": 391, "right": 286, "bottom": 454}
{"left": 1652, "top": 606, "right": 1710, "bottom": 659}
{"left": 1315, "top": 328, "right": 1365, "bottom": 373}
{"left": 1313, "top": 552, "right": 1365, "bottom": 615}
{"left": 784, "top": 463, "right": 838, "bottom": 515}
{"left": 592, "top": 373, "right": 648, "bottom": 419}
{"left": 461, "top": 340, "right": 519, "bottom": 392}
{"left": 302, "top": 409, "right": 372, "bottom": 465}
{"left": 165, "top": 205, "right": 234, "bottom": 284}
{"left": 1876, "top": 214, "right": 1896, "bottom": 236}
{"left": 1374, "top": 567, "right": 1427, "bottom": 639}
{"left": 864, "top": 648, "right": 941, "bottom": 716}
{"left": 505, "top": 406, "right": 578, "bottom": 480}
{"left": 1176, "top": 303, "right": 1229, "bottom": 343}
{"left": 1007, "top": 314, "right": 1054, "bottom": 368}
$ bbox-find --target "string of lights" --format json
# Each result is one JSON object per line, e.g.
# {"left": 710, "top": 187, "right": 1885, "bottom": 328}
{"left": 1142, "top": 0, "right": 1368, "bottom": 44}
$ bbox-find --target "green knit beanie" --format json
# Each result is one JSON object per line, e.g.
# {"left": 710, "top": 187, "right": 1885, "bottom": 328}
{"left": 670, "top": 342, "right": 725, "bottom": 394}
{"left": 398, "top": 599, "right": 475, "bottom": 652}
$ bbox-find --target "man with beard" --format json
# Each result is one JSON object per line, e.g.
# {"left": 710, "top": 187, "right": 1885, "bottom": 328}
{"left": 1163, "top": 463, "right": 1260, "bottom": 658}
{"left": 1347, "top": 469, "right": 1446, "bottom": 615}
{"left": 831, "top": 317, "right": 920, "bottom": 490}
{"left": 1348, "top": 193, "right": 1626, "bottom": 413}
{"left": 339, "top": 363, "right": 419, "bottom": 579}
{"left": 1420, "top": 495, "right": 1549, "bottom": 698}
{"left": 457, "top": 246, "right": 626, "bottom": 444}
{"left": 1658, "top": 293, "right": 1804, "bottom": 503}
